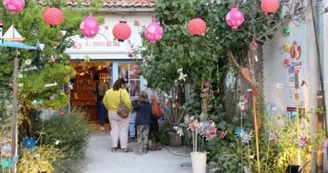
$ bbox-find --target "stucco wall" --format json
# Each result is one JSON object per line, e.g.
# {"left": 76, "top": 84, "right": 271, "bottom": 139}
{"left": 263, "top": 13, "right": 318, "bottom": 121}
{"left": 65, "top": 13, "right": 152, "bottom": 60}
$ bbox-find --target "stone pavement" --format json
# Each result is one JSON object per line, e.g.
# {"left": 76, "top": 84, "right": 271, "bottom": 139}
{"left": 80, "top": 131, "right": 193, "bottom": 173}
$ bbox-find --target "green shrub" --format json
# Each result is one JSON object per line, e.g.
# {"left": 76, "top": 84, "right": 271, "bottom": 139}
{"left": 159, "top": 125, "right": 170, "bottom": 145}
{"left": 35, "top": 109, "right": 91, "bottom": 159}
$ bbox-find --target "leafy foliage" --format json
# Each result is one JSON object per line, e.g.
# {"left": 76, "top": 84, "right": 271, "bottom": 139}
{"left": 19, "top": 63, "right": 76, "bottom": 109}
{"left": 140, "top": 0, "right": 282, "bottom": 91}
{"left": 17, "top": 145, "right": 64, "bottom": 173}
{"left": 35, "top": 109, "right": 91, "bottom": 160}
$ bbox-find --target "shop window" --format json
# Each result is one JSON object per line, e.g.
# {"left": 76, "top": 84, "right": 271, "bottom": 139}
{"left": 118, "top": 63, "right": 140, "bottom": 97}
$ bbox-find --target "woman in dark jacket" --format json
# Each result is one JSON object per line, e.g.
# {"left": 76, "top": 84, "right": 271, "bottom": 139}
{"left": 133, "top": 91, "right": 152, "bottom": 155}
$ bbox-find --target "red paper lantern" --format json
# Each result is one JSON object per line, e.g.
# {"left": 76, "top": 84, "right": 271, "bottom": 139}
{"left": 187, "top": 18, "right": 206, "bottom": 36}
{"left": 261, "top": 0, "right": 280, "bottom": 14}
{"left": 43, "top": 7, "right": 64, "bottom": 27}
{"left": 112, "top": 21, "right": 131, "bottom": 42}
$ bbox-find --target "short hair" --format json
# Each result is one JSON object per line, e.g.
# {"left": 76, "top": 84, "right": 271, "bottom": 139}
{"left": 138, "top": 91, "right": 148, "bottom": 102}
{"left": 113, "top": 78, "right": 126, "bottom": 91}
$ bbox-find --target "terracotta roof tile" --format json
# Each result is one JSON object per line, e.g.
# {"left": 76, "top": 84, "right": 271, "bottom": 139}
{"left": 37, "top": 0, "right": 155, "bottom": 8}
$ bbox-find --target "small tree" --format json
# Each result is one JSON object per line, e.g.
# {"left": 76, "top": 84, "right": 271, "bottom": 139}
{"left": 0, "top": 0, "right": 103, "bottom": 135}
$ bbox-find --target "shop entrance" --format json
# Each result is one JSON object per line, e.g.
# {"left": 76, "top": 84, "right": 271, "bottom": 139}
{"left": 70, "top": 61, "right": 111, "bottom": 123}
{"left": 68, "top": 61, "right": 145, "bottom": 127}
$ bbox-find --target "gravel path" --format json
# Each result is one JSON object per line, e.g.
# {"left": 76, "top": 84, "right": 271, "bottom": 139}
{"left": 80, "top": 132, "right": 192, "bottom": 173}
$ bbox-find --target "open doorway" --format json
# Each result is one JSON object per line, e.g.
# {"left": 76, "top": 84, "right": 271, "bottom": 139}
{"left": 69, "top": 61, "right": 111, "bottom": 124}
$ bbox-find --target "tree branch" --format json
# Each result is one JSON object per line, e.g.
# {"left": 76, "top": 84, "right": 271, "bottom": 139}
{"left": 227, "top": 50, "right": 242, "bottom": 71}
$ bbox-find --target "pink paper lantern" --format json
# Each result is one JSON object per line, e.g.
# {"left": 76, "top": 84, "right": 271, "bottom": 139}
{"left": 3, "top": 0, "right": 25, "bottom": 14}
{"left": 144, "top": 21, "right": 163, "bottom": 44}
{"left": 225, "top": 8, "right": 245, "bottom": 30}
{"left": 80, "top": 16, "right": 100, "bottom": 38}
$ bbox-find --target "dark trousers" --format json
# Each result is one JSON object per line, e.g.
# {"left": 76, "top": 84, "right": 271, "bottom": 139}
{"left": 96, "top": 101, "right": 105, "bottom": 126}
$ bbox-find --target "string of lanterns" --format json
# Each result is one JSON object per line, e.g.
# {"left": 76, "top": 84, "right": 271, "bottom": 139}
{"left": 3, "top": 0, "right": 280, "bottom": 43}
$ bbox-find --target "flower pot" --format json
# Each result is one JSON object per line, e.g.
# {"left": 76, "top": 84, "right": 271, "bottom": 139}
{"left": 191, "top": 151, "right": 207, "bottom": 173}
{"left": 169, "top": 132, "right": 182, "bottom": 147}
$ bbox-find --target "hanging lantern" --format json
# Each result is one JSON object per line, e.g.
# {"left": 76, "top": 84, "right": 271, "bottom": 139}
{"left": 283, "top": 43, "right": 291, "bottom": 52}
{"left": 3, "top": 0, "right": 25, "bottom": 14}
{"left": 43, "top": 7, "right": 64, "bottom": 27}
{"left": 144, "top": 21, "right": 163, "bottom": 44}
{"left": 80, "top": 16, "right": 100, "bottom": 38}
{"left": 112, "top": 21, "right": 131, "bottom": 42}
{"left": 187, "top": 18, "right": 206, "bottom": 36}
{"left": 261, "top": 0, "right": 280, "bottom": 14}
{"left": 283, "top": 26, "right": 291, "bottom": 37}
{"left": 226, "top": 8, "right": 245, "bottom": 30}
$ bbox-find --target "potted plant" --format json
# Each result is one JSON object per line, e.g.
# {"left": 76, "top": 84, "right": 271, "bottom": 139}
{"left": 166, "top": 87, "right": 188, "bottom": 147}
{"left": 187, "top": 117, "right": 217, "bottom": 173}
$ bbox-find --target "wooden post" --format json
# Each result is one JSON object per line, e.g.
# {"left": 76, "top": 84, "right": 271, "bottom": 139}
{"left": 317, "top": 91, "right": 324, "bottom": 172}
{"left": 252, "top": 96, "right": 261, "bottom": 173}
{"left": 11, "top": 57, "right": 19, "bottom": 173}
{"left": 294, "top": 73, "right": 301, "bottom": 166}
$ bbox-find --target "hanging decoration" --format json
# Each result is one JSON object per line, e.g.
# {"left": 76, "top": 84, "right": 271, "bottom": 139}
{"left": 144, "top": 21, "right": 163, "bottom": 43}
{"left": 234, "top": 128, "right": 245, "bottom": 139}
{"left": 288, "top": 64, "right": 295, "bottom": 74}
{"left": 3, "top": 0, "right": 25, "bottom": 14}
{"left": 58, "top": 109, "right": 64, "bottom": 116}
{"left": 187, "top": 18, "right": 206, "bottom": 36}
{"left": 112, "top": 20, "right": 131, "bottom": 42}
{"left": 84, "top": 54, "right": 90, "bottom": 62}
{"left": 269, "top": 132, "right": 279, "bottom": 143}
{"left": 297, "top": 136, "right": 308, "bottom": 149}
{"left": 45, "top": 82, "right": 57, "bottom": 87}
{"left": 23, "top": 137, "right": 37, "bottom": 152}
{"left": 80, "top": 15, "right": 100, "bottom": 38}
{"left": 323, "top": 138, "right": 328, "bottom": 148}
{"left": 225, "top": 8, "right": 245, "bottom": 30}
{"left": 240, "top": 132, "right": 252, "bottom": 144}
{"left": 260, "top": 0, "right": 280, "bottom": 14}
{"left": 269, "top": 103, "right": 277, "bottom": 111}
{"left": 238, "top": 101, "right": 247, "bottom": 111}
{"left": 283, "top": 26, "right": 291, "bottom": 37}
{"left": 283, "top": 43, "right": 291, "bottom": 52}
{"left": 48, "top": 56, "right": 56, "bottom": 63}
{"left": 43, "top": 7, "right": 64, "bottom": 27}
{"left": 284, "top": 58, "right": 291, "bottom": 67}
{"left": 290, "top": 41, "right": 302, "bottom": 60}
{"left": 1, "top": 159, "right": 11, "bottom": 168}
{"left": 31, "top": 100, "right": 43, "bottom": 107}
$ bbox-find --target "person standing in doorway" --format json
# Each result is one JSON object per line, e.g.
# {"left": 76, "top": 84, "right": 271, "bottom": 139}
{"left": 93, "top": 75, "right": 109, "bottom": 131}
{"left": 103, "top": 78, "right": 133, "bottom": 153}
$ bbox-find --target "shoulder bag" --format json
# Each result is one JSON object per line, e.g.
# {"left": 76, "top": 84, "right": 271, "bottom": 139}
{"left": 151, "top": 90, "right": 162, "bottom": 119}
{"left": 117, "top": 90, "right": 129, "bottom": 118}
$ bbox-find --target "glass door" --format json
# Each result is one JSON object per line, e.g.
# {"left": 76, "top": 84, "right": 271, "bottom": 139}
{"left": 112, "top": 62, "right": 145, "bottom": 97}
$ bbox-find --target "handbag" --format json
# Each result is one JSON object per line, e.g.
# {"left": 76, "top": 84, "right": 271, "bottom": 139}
{"left": 151, "top": 90, "right": 162, "bottom": 119}
{"left": 117, "top": 90, "right": 129, "bottom": 118}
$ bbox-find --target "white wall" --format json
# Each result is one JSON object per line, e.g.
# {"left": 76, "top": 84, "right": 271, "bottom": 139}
{"left": 65, "top": 13, "right": 152, "bottom": 60}
{"left": 263, "top": 13, "right": 318, "bottom": 121}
